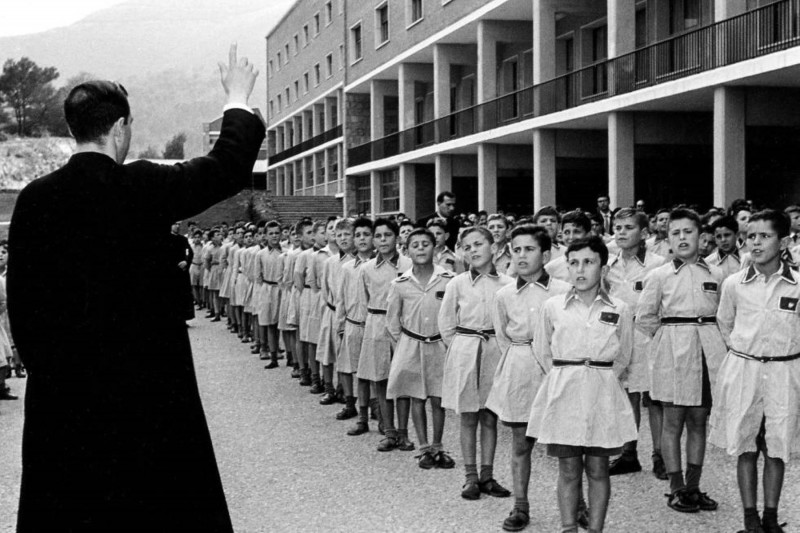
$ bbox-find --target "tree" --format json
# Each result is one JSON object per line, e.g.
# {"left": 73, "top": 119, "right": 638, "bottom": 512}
{"left": 137, "top": 146, "right": 161, "bottom": 159}
{"left": 162, "top": 132, "right": 187, "bottom": 159}
{"left": 0, "top": 57, "right": 59, "bottom": 136}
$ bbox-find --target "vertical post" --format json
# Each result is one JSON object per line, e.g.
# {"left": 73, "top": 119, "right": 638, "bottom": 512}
{"left": 370, "top": 171, "right": 381, "bottom": 216}
{"left": 533, "top": 129, "right": 556, "bottom": 210}
{"left": 608, "top": 112, "right": 635, "bottom": 208}
{"left": 478, "top": 144, "right": 498, "bottom": 213}
{"left": 713, "top": 87, "right": 746, "bottom": 207}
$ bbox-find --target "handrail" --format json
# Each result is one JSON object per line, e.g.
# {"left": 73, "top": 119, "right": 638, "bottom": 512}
{"left": 269, "top": 124, "right": 343, "bottom": 165}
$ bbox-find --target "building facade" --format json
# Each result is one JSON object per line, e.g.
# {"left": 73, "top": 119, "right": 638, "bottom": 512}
{"left": 266, "top": 0, "right": 800, "bottom": 219}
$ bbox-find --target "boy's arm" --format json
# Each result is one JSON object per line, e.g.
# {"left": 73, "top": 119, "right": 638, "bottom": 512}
{"left": 307, "top": 253, "right": 319, "bottom": 290}
{"left": 492, "top": 294, "right": 511, "bottom": 356}
{"left": 533, "top": 301, "right": 554, "bottom": 373}
{"left": 635, "top": 269, "right": 662, "bottom": 337}
{"left": 293, "top": 252, "right": 306, "bottom": 292}
{"left": 437, "top": 281, "right": 458, "bottom": 348}
{"left": 613, "top": 304, "right": 634, "bottom": 379}
{"left": 334, "top": 271, "right": 347, "bottom": 335}
{"left": 385, "top": 282, "right": 402, "bottom": 348}
{"left": 716, "top": 276, "right": 737, "bottom": 348}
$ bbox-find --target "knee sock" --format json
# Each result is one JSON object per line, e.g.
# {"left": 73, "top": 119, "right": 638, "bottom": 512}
{"left": 514, "top": 497, "right": 530, "bottom": 513}
{"left": 479, "top": 464, "right": 493, "bottom": 483}
{"left": 325, "top": 380, "right": 335, "bottom": 394}
{"left": 668, "top": 470, "right": 685, "bottom": 493}
{"left": 465, "top": 464, "right": 478, "bottom": 484}
{"left": 397, "top": 428, "right": 408, "bottom": 441}
{"left": 744, "top": 508, "right": 760, "bottom": 530}
{"left": 358, "top": 406, "right": 368, "bottom": 423}
{"left": 762, "top": 507, "right": 778, "bottom": 527}
{"left": 346, "top": 396, "right": 356, "bottom": 409}
{"left": 685, "top": 463, "right": 702, "bottom": 490}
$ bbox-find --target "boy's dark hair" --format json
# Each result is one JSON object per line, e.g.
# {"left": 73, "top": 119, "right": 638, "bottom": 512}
{"left": 437, "top": 191, "right": 455, "bottom": 204}
{"left": 208, "top": 229, "right": 219, "bottom": 239}
{"left": 295, "top": 219, "right": 314, "bottom": 234}
{"left": 65, "top": 81, "right": 131, "bottom": 143}
{"left": 711, "top": 215, "right": 738, "bottom": 235}
{"left": 533, "top": 206, "right": 561, "bottom": 224}
{"left": 374, "top": 217, "right": 399, "bottom": 236}
{"left": 327, "top": 215, "right": 339, "bottom": 224}
{"left": 406, "top": 228, "right": 436, "bottom": 246}
{"left": 566, "top": 236, "right": 609, "bottom": 266}
{"left": 561, "top": 210, "right": 591, "bottom": 233}
{"left": 192, "top": 230, "right": 203, "bottom": 237}
{"left": 749, "top": 209, "right": 790, "bottom": 238}
{"left": 353, "top": 217, "right": 374, "bottom": 233}
{"left": 477, "top": 210, "right": 489, "bottom": 218}
{"left": 460, "top": 225, "right": 493, "bottom": 243}
{"left": 613, "top": 208, "right": 648, "bottom": 230}
{"left": 510, "top": 224, "right": 552, "bottom": 252}
{"left": 399, "top": 219, "right": 415, "bottom": 229}
{"left": 784, "top": 204, "right": 800, "bottom": 216}
{"left": 426, "top": 218, "right": 448, "bottom": 232}
{"left": 700, "top": 224, "right": 714, "bottom": 236}
{"left": 669, "top": 207, "right": 702, "bottom": 230}
{"left": 265, "top": 220, "right": 281, "bottom": 230}
{"left": 656, "top": 208, "right": 671, "bottom": 217}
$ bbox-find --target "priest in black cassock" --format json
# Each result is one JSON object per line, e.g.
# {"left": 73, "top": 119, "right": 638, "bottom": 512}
{"left": 8, "top": 45, "right": 265, "bottom": 533}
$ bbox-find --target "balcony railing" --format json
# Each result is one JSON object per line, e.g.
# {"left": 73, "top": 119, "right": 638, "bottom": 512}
{"left": 270, "top": 124, "right": 342, "bottom": 165}
{"left": 348, "top": 0, "right": 800, "bottom": 167}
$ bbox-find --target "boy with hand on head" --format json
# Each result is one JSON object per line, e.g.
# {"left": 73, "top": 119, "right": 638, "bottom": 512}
{"left": 427, "top": 218, "right": 462, "bottom": 274}
{"left": 356, "top": 219, "right": 412, "bottom": 450}
{"left": 386, "top": 228, "right": 456, "bottom": 469}
{"left": 527, "top": 236, "right": 637, "bottom": 533}
{"left": 604, "top": 208, "right": 667, "bottom": 479}
{"left": 706, "top": 216, "right": 743, "bottom": 277}
{"left": 256, "top": 221, "right": 283, "bottom": 369}
{"left": 711, "top": 209, "right": 800, "bottom": 533}
{"left": 545, "top": 210, "right": 591, "bottom": 282}
{"left": 636, "top": 208, "right": 727, "bottom": 514}
{"left": 317, "top": 218, "right": 354, "bottom": 404}
{"left": 338, "top": 218, "right": 377, "bottom": 428}
{"left": 533, "top": 207, "right": 564, "bottom": 263}
{"left": 487, "top": 214, "right": 513, "bottom": 275}
{"left": 439, "top": 227, "right": 513, "bottom": 501}
{"left": 485, "top": 224, "right": 570, "bottom": 532}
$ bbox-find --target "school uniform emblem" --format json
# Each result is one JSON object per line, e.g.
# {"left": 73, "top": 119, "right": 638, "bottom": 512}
{"left": 702, "top": 282, "right": 718, "bottom": 293}
{"left": 599, "top": 312, "right": 619, "bottom": 325}
{"left": 779, "top": 297, "right": 799, "bottom": 311}
{"left": 633, "top": 281, "right": 643, "bottom": 292}
{"left": 435, "top": 291, "right": 445, "bottom": 300}
{"left": 445, "top": 258, "right": 455, "bottom": 265}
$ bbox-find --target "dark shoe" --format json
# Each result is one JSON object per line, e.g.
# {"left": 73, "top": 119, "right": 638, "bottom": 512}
{"left": 290, "top": 367, "right": 301, "bottom": 378}
{"left": 577, "top": 498, "right": 589, "bottom": 530}
{"left": 609, "top": 454, "right": 642, "bottom": 476}
{"left": 479, "top": 478, "right": 511, "bottom": 498}
{"left": 761, "top": 519, "right": 786, "bottom": 533}
{"left": 433, "top": 450, "right": 455, "bottom": 469}
{"left": 417, "top": 449, "right": 436, "bottom": 469}
{"left": 299, "top": 372, "right": 312, "bottom": 387}
{"left": 666, "top": 489, "right": 700, "bottom": 513}
{"left": 264, "top": 361, "right": 279, "bottom": 369}
{"left": 502, "top": 507, "right": 530, "bottom": 532}
{"left": 652, "top": 454, "right": 668, "bottom": 480}
{"left": 319, "top": 392, "right": 337, "bottom": 405}
{"left": 205, "top": 312, "right": 215, "bottom": 318}
{"left": 377, "top": 436, "right": 398, "bottom": 452}
{"left": 461, "top": 481, "right": 480, "bottom": 500}
{"left": 335, "top": 406, "right": 358, "bottom": 420}
{"left": 347, "top": 421, "right": 369, "bottom": 436}
{"left": 396, "top": 436, "right": 415, "bottom": 451}
{"left": 309, "top": 381, "right": 325, "bottom": 394}
{"left": 258, "top": 350, "right": 268, "bottom": 359}
{"left": 210, "top": 316, "right": 221, "bottom": 322}
{"left": 687, "top": 488, "right": 717, "bottom": 511}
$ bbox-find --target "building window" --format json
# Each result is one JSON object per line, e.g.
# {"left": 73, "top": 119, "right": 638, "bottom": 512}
{"left": 303, "top": 24, "right": 309, "bottom": 45}
{"left": 314, "top": 13, "right": 320, "bottom": 35}
{"left": 277, "top": 52, "right": 282, "bottom": 69}
{"left": 325, "top": 1, "right": 333, "bottom": 24}
{"left": 339, "top": 44, "right": 345, "bottom": 69}
{"left": 303, "top": 72, "right": 309, "bottom": 93}
{"left": 409, "top": 0, "right": 423, "bottom": 25}
{"left": 351, "top": 23, "right": 363, "bottom": 61}
{"left": 314, "top": 63, "right": 321, "bottom": 85}
{"left": 355, "top": 175, "right": 371, "bottom": 215}
{"left": 284, "top": 43, "right": 290, "bottom": 62}
{"left": 294, "top": 81, "right": 299, "bottom": 100}
{"left": 380, "top": 169, "right": 400, "bottom": 212}
{"left": 269, "top": 100, "right": 274, "bottom": 118}
{"left": 285, "top": 88, "right": 290, "bottom": 106}
{"left": 294, "top": 34, "right": 299, "bottom": 54}
{"left": 277, "top": 94, "right": 282, "bottom": 109}
{"left": 268, "top": 60, "right": 274, "bottom": 77}
{"left": 326, "top": 53, "right": 333, "bottom": 78}
{"left": 376, "top": 4, "right": 390, "bottom": 45}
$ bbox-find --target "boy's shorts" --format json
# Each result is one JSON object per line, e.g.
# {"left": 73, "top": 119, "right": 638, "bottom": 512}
{"left": 547, "top": 444, "right": 622, "bottom": 458}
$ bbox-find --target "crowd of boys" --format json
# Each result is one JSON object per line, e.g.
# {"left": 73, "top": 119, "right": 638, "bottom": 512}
{"left": 180, "top": 195, "right": 800, "bottom": 533}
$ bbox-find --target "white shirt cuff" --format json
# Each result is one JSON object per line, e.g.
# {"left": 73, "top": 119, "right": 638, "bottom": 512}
{"left": 223, "top": 103, "right": 253, "bottom": 114}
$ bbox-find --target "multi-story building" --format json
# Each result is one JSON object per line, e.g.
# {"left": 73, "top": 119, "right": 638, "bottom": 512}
{"left": 266, "top": 0, "right": 800, "bottom": 220}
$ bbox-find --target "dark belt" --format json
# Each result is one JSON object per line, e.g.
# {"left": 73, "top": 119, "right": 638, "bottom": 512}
{"left": 346, "top": 316, "right": 365, "bottom": 326}
{"left": 553, "top": 359, "right": 614, "bottom": 369}
{"left": 367, "top": 308, "right": 387, "bottom": 315}
{"left": 401, "top": 326, "right": 441, "bottom": 343}
{"left": 661, "top": 316, "right": 717, "bottom": 325}
{"left": 264, "top": 280, "right": 279, "bottom": 285}
{"left": 456, "top": 326, "right": 495, "bottom": 340}
{"left": 327, "top": 302, "right": 336, "bottom": 311}
{"left": 732, "top": 349, "right": 800, "bottom": 363}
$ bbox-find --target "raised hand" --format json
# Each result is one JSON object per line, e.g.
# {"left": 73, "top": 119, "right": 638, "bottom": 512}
{"left": 218, "top": 43, "right": 259, "bottom": 106}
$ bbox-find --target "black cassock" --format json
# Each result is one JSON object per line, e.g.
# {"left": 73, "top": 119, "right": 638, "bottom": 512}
{"left": 8, "top": 109, "right": 265, "bottom": 533}
{"left": 169, "top": 232, "right": 195, "bottom": 321}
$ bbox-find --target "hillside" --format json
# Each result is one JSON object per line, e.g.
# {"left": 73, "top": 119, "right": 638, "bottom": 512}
{"left": 0, "top": 137, "right": 74, "bottom": 189}
{"left": 0, "top": 0, "right": 294, "bottom": 157}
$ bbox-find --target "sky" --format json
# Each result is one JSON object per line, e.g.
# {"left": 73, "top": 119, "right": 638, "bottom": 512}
{"left": 0, "top": 0, "right": 129, "bottom": 37}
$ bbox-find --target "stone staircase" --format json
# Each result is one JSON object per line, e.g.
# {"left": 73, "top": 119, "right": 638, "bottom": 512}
{"left": 269, "top": 195, "right": 343, "bottom": 225}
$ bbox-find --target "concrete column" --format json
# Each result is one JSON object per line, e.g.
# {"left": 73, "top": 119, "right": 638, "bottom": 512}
{"left": 313, "top": 104, "right": 325, "bottom": 136}
{"left": 399, "top": 164, "right": 417, "bottom": 216}
{"left": 338, "top": 145, "right": 345, "bottom": 194}
{"left": 435, "top": 154, "right": 453, "bottom": 205}
{"left": 370, "top": 80, "right": 390, "bottom": 141}
{"left": 323, "top": 149, "right": 330, "bottom": 193}
{"left": 305, "top": 111, "right": 314, "bottom": 140}
{"left": 713, "top": 87, "right": 746, "bottom": 207}
{"left": 608, "top": 0, "right": 636, "bottom": 95}
{"left": 398, "top": 63, "right": 416, "bottom": 130}
{"left": 477, "top": 144, "right": 498, "bottom": 213}
{"left": 296, "top": 160, "right": 303, "bottom": 194}
{"left": 533, "top": 129, "right": 556, "bottom": 210}
{"left": 370, "top": 171, "right": 381, "bottom": 215}
{"left": 476, "top": 21, "right": 498, "bottom": 103}
{"left": 715, "top": 0, "right": 747, "bottom": 20}
{"left": 433, "top": 45, "right": 452, "bottom": 119}
{"left": 533, "top": 0, "right": 556, "bottom": 84}
{"left": 608, "top": 112, "right": 635, "bottom": 209}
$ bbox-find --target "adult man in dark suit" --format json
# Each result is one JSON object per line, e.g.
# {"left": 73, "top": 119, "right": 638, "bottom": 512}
{"left": 170, "top": 220, "right": 196, "bottom": 321}
{"left": 8, "top": 45, "right": 265, "bottom": 533}
{"left": 417, "top": 191, "right": 460, "bottom": 250}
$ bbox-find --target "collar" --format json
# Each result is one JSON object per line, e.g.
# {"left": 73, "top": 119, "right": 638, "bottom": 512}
{"left": 742, "top": 261, "right": 797, "bottom": 285}
{"left": 611, "top": 246, "right": 647, "bottom": 267}
{"left": 268, "top": 245, "right": 281, "bottom": 253}
{"left": 564, "top": 287, "right": 615, "bottom": 309}
{"left": 469, "top": 267, "right": 499, "bottom": 283}
{"left": 716, "top": 248, "right": 740, "bottom": 262}
{"left": 354, "top": 251, "right": 376, "bottom": 267}
{"left": 495, "top": 242, "right": 510, "bottom": 257}
{"left": 516, "top": 271, "right": 551, "bottom": 291}
{"left": 339, "top": 250, "right": 355, "bottom": 260}
{"left": 672, "top": 257, "right": 710, "bottom": 273}
{"left": 376, "top": 251, "right": 400, "bottom": 268}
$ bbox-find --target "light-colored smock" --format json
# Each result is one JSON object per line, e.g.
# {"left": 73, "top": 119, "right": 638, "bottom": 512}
{"left": 334, "top": 254, "right": 373, "bottom": 373}
{"left": 316, "top": 250, "right": 353, "bottom": 364}
{"left": 278, "top": 248, "right": 301, "bottom": 331}
{"left": 255, "top": 246, "right": 282, "bottom": 326}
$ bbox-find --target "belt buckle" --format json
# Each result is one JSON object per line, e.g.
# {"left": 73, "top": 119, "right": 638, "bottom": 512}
{"left": 424, "top": 336, "right": 432, "bottom": 343}
{"left": 696, "top": 317, "right": 703, "bottom": 324}
{"left": 583, "top": 359, "right": 591, "bottom": 367}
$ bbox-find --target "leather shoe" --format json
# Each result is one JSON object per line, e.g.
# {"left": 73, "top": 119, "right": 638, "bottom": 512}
{"left": 347, "top": 421, "right": 368, "bottom": 436}
{"left": 479, "top": 478, "right": 511, "bottom": 498}
{"left": 434, "top": 450, "right": 455, "bottom": 469}
{"left": 609, "top": 454, "right": 642, "bottom": 476}
{"left": 377, "top": 436, "right": 398, "bottom": 452}
{"left": 502, "top": 507, "right": 530, "bottom": 532}
{"left": 335, "top": 406, "right": 358, "bottom": 420}
{"left": 461, "top": 481, "right": 480, "bottom": 500}
{"left": 264, "top": 361, "right": 279, "bottom": 369}
{"left": 319, "top": 392, "right": 337, "bottom": 405}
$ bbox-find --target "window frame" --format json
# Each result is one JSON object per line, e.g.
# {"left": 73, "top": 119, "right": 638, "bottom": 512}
{"left": 350, "top": 21, "right": 364, "bottom": 64}
{"left": 375, "top": 2, "right": 390, "bottom": 47}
